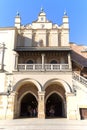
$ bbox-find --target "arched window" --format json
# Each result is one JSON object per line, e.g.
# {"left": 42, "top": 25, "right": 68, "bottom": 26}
{"left": 50, "top": 60, "right": 57, "bottom": 64}
{"left": 26, "top": 60, "right": 34, "bottom": 64}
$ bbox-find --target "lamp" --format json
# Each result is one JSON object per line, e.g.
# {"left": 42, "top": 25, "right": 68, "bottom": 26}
{"left": 7, "top": 81, "right": 11, "bottom": 96}
{"left": 5, "top": 81, "right": 12, "bottom": 119}
{"left": 73, "top": 80, "right": 77, "bottom": 96}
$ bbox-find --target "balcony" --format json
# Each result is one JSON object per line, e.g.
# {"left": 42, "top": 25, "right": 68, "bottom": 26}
{"left": 17, "top": 64, "right": 70, "bottom": 72}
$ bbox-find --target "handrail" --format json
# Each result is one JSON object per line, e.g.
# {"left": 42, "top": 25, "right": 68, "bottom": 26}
{"left": 17, "top": 64, "right": 70, "bottom": 71}
{"left": 72, "top": 72, "right": 87, "bottom": 87}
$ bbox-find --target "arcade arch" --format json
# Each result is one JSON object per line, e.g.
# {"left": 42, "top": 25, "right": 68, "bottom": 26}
{"left": 44, "top": 79, "right": 69, "bottom": 118}
{"left": 13, "top": 79, "right": 41, "bottom": 118}
{"left": 13, "top": 78, "right": 71, "bottom": 119}
{"left": 20, "top": 92, "right": 38, "bottom": 118}
{"left": 43, "top": 78, "right": 72, "bottom": 93}
{"left": 13, "top": 78, "right": 42, "bottom": 92}
{"left": 45, "top": 92, "right": 65, "bottom": 118}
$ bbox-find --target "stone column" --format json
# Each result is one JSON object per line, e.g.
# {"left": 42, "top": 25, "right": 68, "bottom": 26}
{"left": 38, "top": 91, "right": 45, "bottom": 118}
{"left": 14, "top": 52, "right": 19, "bottom": 70}
{"left": 41, "top": 54, "right": 45, "bottom": 70}
{"left": 68, "top": 52, "right": 72, "bottom": 69}
{"left": 15, "top": 55, "right": 18, "bottom": 70}
{"left": 0, "top": 43, "right": 5, "bottom": 71}
{"left": 5, "top": 91, "right": 16, "bottom": 119}
{"left": 13, "top": 92, "right": 18, "bottom": 118}
{"left": 64, "top": 101, "right": 67, "bottom": 117}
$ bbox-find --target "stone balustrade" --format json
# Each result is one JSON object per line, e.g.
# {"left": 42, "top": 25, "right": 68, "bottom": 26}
{"left": 73, "top": 72, "right": 87, "bottom": 87}
{"left": 17, "top": 64, "right": 70, "bottom": 71}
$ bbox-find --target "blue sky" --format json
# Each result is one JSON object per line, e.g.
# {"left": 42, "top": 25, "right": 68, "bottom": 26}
{"left": 0, "top": 0, "right": 87, "bottom": 46}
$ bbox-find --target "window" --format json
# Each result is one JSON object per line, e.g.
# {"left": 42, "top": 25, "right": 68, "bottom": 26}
{"left": 26, "top": 60, "right": 33, "bottom": 64}
{"left": 41, "top": 17, "right": 44, "bottom": 21}
{"left": 50, "top": 60, "right": 57, "bottom": 64}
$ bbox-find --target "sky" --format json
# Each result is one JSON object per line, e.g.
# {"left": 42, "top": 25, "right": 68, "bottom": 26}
{"left": 0, "top": 0, "right": 87, "bottom": 46}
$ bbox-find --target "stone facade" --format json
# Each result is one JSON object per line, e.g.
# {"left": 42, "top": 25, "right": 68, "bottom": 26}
{"left": 0, "top": 9, "right": 87, "bottom": 120}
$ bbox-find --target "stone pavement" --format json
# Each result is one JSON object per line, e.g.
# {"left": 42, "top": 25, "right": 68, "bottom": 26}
{"left": 0, "top": 118, "right": 87, "bottom": 130}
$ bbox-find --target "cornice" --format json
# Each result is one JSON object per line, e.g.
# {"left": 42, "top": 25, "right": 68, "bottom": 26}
{"left": 0, "top": 27, "right": 17, "bottom": 31}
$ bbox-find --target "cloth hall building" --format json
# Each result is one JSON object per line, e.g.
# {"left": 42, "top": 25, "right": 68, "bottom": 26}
{"left": 0, "top": 9, "right": 87, "bottom": 120}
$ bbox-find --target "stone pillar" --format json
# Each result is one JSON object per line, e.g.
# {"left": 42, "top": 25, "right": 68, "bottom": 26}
{"left": 0, "top": 95, "right": 7, "bottom": 119}
{"left": 13, "top": 92, "right": 18, "bottom": 118}
{"left": 38, "top": 91, "right": 45, "bottom": 118}
{"left": 14, "top": 52, "right": 19, "bottom": 71}
{"left": 0, "top": 43, "right": 5, "bottom": 71}
{"left": 15, "top": 55, "right": 18, "bottom": 70}
{"left": 41, "top": 54, "right": 45, "bottom": 70}
{"left": 63, "top": 101, "right": 67, "bottom": 117}
{"left": 66, "top": 93, "right": 78, "bottom": 120}
{"left": 5, "top": 91, "right": 17, "bottom": 119}
{"left": 68, "top": 53, "right": 72, "bottom": 69}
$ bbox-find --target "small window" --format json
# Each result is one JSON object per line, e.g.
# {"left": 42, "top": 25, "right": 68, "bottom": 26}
{"left": 50, "top": 60, "right": 57, "bottom": 64}
{"left": 41, "top": 17, "right": 44, "bottom": 21}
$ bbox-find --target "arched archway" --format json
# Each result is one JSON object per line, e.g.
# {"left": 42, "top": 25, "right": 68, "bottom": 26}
{"left": 46, "top": 93, "right": 64, "bottom": 118}
{"left": 13, "top": 78, "right": 42, "bottom": 92}
{"left": 13, "top": 79, "right": 41, "bottom": 119}
{"left": 44, "top": 79, "right": 69, "bottom": 118}
{"left": 43, "top": 78, "right": 72, "bottom": 93}
{"left": 20, "top": 93, "right": 38, "bottom": 118}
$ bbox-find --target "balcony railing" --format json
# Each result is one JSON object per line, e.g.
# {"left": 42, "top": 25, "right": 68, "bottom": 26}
{"left": 17, "top": 64, "right": 70, "bottom": 71}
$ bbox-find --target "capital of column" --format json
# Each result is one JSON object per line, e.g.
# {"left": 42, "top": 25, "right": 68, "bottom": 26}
{"left": 38, "top": 91, "right": 45, "bottom": 96}
{"left": 10, "top": 91, "right": 18, "bottom": 96}
{"left": 65, "top": 92, "right": 75, "bottom": 97}
{"left": 38, "top": 91, "right": 45, "bottom": 101}
{"left": 41, "top": 53, "right": 45, "bottom": 57}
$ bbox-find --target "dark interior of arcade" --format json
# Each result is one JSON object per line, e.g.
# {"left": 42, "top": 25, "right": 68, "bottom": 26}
{"left": 20, "top": 93, "right": 38, "bottom": 118}
{"left": 46, "top": 93, "right": 63, "bottom": 118}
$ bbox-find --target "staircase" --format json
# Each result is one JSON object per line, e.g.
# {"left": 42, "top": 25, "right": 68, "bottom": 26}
{"left": 72, "top": 72, "right": 87, "bottom": 87}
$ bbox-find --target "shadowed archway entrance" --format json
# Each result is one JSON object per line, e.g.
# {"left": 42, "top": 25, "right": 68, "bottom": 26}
{"left": 20, "top": 93, "right": 38, "bottom": 118}
{"left": 46, "top": 93, "right": 64, "bottom": 118}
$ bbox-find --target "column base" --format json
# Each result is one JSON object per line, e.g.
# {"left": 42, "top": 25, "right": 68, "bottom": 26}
{"left": 38, "top": 113, "right": 45, "bottom": 119}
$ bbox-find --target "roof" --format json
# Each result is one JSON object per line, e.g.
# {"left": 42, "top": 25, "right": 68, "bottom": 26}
{"left": 70, "top": 43, "right": 87, "bottom": 67}
{"left": 15, "top": 46, "right": 71, "bottom": 52}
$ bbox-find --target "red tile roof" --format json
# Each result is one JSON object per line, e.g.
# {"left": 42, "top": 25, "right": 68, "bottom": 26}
{"left": 70, "top": 43, "right": 87, "bottom": 67}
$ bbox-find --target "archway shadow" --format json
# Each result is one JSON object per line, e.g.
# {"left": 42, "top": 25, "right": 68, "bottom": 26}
{"left": 20, "top": 93, "right": 38, "bottom": 118}
{"left": 45, "top": 93, "right": 65, "bottom": 119}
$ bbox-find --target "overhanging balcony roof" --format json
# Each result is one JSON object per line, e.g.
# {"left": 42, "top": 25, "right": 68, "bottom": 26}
{"left": 14, "top": 46, "right": 71, "bottom": 52}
